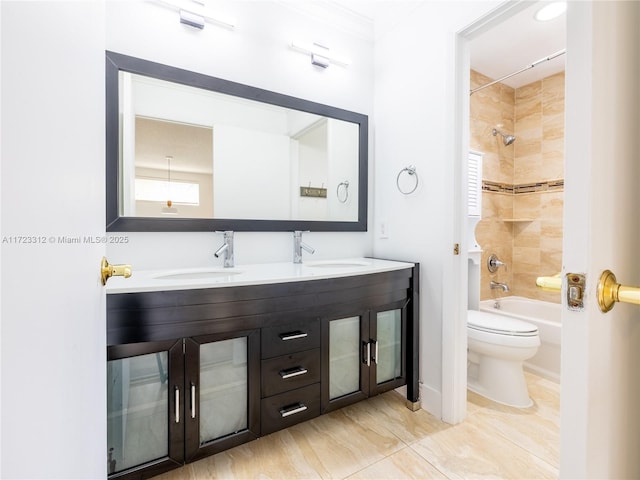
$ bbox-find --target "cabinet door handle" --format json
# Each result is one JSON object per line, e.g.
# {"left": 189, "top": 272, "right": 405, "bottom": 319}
{"left": 279, "top": 366, "right": 308, "bottom": 379}
{"left": 279, "top": 331, "right": 308, "bottom": 341}
{"left": 279, "top": 403, "right": 308, "bottom": 418}
{"left": 372, "top": 340, "right": 378, "bottom": 365}
{"left": 190, "top": 382, "right": 196, "bottom": 419}
{"left": 363, "top": 341, "right": 371, "bottom": 367}
{"left": 174, "top": 386, "right": 180, "bottom": 423}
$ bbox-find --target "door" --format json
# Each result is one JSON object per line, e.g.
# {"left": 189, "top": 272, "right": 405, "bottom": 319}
{"left": 107, "top": 340, "right": 185, "bottom": 479}
{"left": 1, "top": 2, "right": 107, "bottom": 478}
{"left": 369, "top": 301, "right": 407, "bottom": 396}
{"left": 321, "top": 310, "right": 370, "bottom": 412}
{"left": 184, "top": 330, "right": 260, "bottom": 462}
{"left": 561, "top": 2, "right": 640, "bottom": 477}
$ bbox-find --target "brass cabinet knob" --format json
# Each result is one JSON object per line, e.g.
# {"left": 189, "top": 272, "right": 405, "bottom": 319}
{"left": 101, "top": 257, "right": 132, "bottom": 285}
{"left": 597, "top": 270, "right": 640, "bottom": 313}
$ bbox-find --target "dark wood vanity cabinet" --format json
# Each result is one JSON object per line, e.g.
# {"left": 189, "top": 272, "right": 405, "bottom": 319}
{"left": 107, "top": 265, "right": 419, "bottom": 480}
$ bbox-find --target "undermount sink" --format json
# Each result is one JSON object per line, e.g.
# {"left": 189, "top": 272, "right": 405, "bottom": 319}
{"left": 304, "top": 260, "right": 372, "bottom": 268}
{"left": 152, "top": 268, "right": 243, "bottom": 280}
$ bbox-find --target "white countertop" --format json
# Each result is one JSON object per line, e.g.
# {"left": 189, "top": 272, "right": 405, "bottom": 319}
{"left": 105, "top": 258, "right": 415, "bottom": 294}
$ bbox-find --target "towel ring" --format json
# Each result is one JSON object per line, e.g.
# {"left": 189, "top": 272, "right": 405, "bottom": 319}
{"left": 396, "top": 166, "right": 419, "bottom": 195}
{"left": 337, "top": 180, "right": 349, "bottom": 203}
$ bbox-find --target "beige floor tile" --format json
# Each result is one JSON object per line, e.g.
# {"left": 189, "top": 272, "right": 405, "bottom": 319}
{"left": 153, "top": 373, "right": 560, "bottom": 480}
{"left": 340, "top": 391, "right": 453, "bottom": 445}
{"left": 347, "top": 447, "right": 448, "bottom": 480}
{"left": 410, "top": 417, "right": 558, "bottom": 479}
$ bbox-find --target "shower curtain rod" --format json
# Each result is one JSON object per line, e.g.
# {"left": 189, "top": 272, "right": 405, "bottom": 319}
{"left": 470, "top": 49, "right": 566, "bottom": 95}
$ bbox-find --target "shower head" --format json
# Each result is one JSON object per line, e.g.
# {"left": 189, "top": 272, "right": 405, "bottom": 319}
{"left": 492, "top": 128, "right": 516, "bottom": 146}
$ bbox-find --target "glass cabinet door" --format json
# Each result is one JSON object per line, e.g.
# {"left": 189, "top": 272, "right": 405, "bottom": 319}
{"left": 370, "top": 305, "right": 406, "bottom": 394}
{"left": 185, "top": 330, "right": 260, "bottom": 462}
{"left": 322, "top": 314, "right": 369, "bottom": 413}
{"left": 107, "top": 340, "right": 184, "bottom": 478}
{"left": 199, "top": 337, "right": 248, "bottom": 440}
{"left": 374, "top": 309, "right": 403, "bottom": 384}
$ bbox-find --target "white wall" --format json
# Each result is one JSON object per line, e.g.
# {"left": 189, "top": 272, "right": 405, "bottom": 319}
{"left": 105, "top": 0, "right": 375, "bottom": 269}
{"left": 372, "top": 1, "right": 501, "bottom": 416}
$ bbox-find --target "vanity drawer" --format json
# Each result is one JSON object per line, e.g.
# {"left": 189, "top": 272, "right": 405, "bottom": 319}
{"left": 261, "top": 348, "right": 320, "bottom": 398}
{"left": 261, "top": 318, "right": 320, "bottom": 358}
{"left": 261, "top": 383, "right": 320, "bottom": 435}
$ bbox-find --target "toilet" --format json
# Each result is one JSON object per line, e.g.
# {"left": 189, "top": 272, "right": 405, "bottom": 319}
{"left": 467, "top": 309, "right": 540, "bottom": 408}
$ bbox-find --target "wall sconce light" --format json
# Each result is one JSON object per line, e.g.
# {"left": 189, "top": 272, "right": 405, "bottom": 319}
{"left": 155, "top": 0, "right": 236, "bottom": 30}
{"left": 290, "top": 40, "right": 351, "bottom": 68}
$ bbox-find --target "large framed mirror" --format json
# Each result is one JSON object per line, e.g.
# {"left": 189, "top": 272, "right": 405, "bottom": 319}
{"left": 106, "top": 51, "right": 368, "bottom": 232}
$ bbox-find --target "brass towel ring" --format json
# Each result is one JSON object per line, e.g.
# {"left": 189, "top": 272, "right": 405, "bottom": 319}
{"left": 397, "top": 166, "right": 419, "bottom": 195}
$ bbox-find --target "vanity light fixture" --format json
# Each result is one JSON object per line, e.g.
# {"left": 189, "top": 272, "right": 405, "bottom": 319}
{"left": 290, "top": 40, "right": 351, "bottom": 68}
{"left": 534, "top": 1, "right": 567, "bottom": 21}
{"left": 155, "top": 0, "right": 236, "bottom": 30}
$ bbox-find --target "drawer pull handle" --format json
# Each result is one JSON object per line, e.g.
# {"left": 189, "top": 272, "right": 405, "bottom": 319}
{"left": 279, "top": 403, "right": 308, "bottom": 418}
{"left": 279, "top": 367, "right": 308, "bottom": 379}
{"left": 279, "top": 331, "right": 308, "bottom": 341}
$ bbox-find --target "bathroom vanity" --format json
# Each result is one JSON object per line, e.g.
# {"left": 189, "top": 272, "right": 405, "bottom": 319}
{"left": 106, "top": 259, "right": 419, "bottom": 480}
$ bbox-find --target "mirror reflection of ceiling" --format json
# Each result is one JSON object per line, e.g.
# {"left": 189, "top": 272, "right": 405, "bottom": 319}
{"left": 135, "top": 117, "right": 213, "bottom": 175}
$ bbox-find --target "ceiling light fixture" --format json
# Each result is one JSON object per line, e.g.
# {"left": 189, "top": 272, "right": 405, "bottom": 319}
{"left": 534, "top": 2, "right": 567, "bottom": 21}
{"left": 290, "top": 40, "right": 351, "bottom": 68}
{"left": 161, "top": 156, "right": 178, "bottom": 215}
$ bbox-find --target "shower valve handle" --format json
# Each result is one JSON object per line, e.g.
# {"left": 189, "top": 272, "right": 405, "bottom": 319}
{"left": 487, "top": 254, "right": 506, "bottom": 273}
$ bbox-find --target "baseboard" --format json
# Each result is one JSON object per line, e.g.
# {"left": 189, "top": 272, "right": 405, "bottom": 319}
{"left": 419, "top": 383, "right": 442, "bottom": 419}
{"left": 394, "top": 383, "right": 441, "bottom": 418}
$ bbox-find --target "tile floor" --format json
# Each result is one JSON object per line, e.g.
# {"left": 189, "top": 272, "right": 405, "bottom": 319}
{"left": 157, "top": 372, "right": 560, "bottom": 479}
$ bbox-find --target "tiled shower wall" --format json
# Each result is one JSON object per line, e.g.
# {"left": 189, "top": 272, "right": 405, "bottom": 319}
{"left": 470, "top": 69, "right": 564, "bottom": 303}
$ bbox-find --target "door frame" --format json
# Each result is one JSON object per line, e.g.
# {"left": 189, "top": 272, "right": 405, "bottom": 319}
{"left": 446, "top": 0, "right": 535, "bottom": 424}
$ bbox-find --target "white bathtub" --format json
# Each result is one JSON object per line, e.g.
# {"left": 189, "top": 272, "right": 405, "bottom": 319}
{"left": 479, "top": 296, "right": 561, "bottom": 382}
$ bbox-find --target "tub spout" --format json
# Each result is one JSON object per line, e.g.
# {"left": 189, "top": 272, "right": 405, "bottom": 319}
{"left": 490, "top": 280, "right": 510, "bottom": 292}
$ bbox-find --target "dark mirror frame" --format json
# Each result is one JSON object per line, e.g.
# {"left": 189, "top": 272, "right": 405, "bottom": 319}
{"left": 106, "top": 51, "right": 368, "bottom": 232}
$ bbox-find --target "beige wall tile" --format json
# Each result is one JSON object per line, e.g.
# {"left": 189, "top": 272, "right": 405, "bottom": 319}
{"left": 513, "top": 220, "right": 541, "bottom": 248}
{"left": 471, "top": 70, "right": 564, "bottom": 303}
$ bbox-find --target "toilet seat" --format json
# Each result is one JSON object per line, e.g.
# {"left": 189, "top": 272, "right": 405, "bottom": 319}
{"left": 467, "top": 310, "right": 538, "bottom": 337}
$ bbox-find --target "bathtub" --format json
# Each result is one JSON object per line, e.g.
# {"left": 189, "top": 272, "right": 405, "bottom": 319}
{"left": 479, "top": 296, "right": 561, "bottom": 382}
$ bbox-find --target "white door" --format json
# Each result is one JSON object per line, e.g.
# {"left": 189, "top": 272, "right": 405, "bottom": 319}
{"left": 561, "top": 1, "right": 640, "bottom": 477}
{"left": 1, "top": 2, "right": 107, "bottom": 478}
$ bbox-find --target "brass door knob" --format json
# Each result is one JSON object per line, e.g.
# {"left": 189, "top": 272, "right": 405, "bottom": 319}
{"left": 597, "top": 270, "right": 640, "bottom": 313}
{"left": 101, "top": 257, "right": 132, "bottom": 285}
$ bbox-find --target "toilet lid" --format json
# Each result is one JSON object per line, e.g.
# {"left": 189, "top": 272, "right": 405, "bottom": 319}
{"left": 468, "top": 310, "right": 538, "bottom": 336}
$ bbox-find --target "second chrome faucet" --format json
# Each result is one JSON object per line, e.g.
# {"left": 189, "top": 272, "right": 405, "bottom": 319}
{"left": 293, "top": 231, "right": 315, "bottom": 264}
{"left": 214, "top": 231, "right": 234, "bottom": 268}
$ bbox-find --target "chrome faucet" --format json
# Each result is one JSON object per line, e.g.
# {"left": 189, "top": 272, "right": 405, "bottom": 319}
{"left": 293, "top": 231, "right": 315, "bottom": 264}
{"left": 490, "top": 280, "right": 510, "bottom": 292}
{"left": 214, "top": 231, "right": 234, "bottom": 268}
